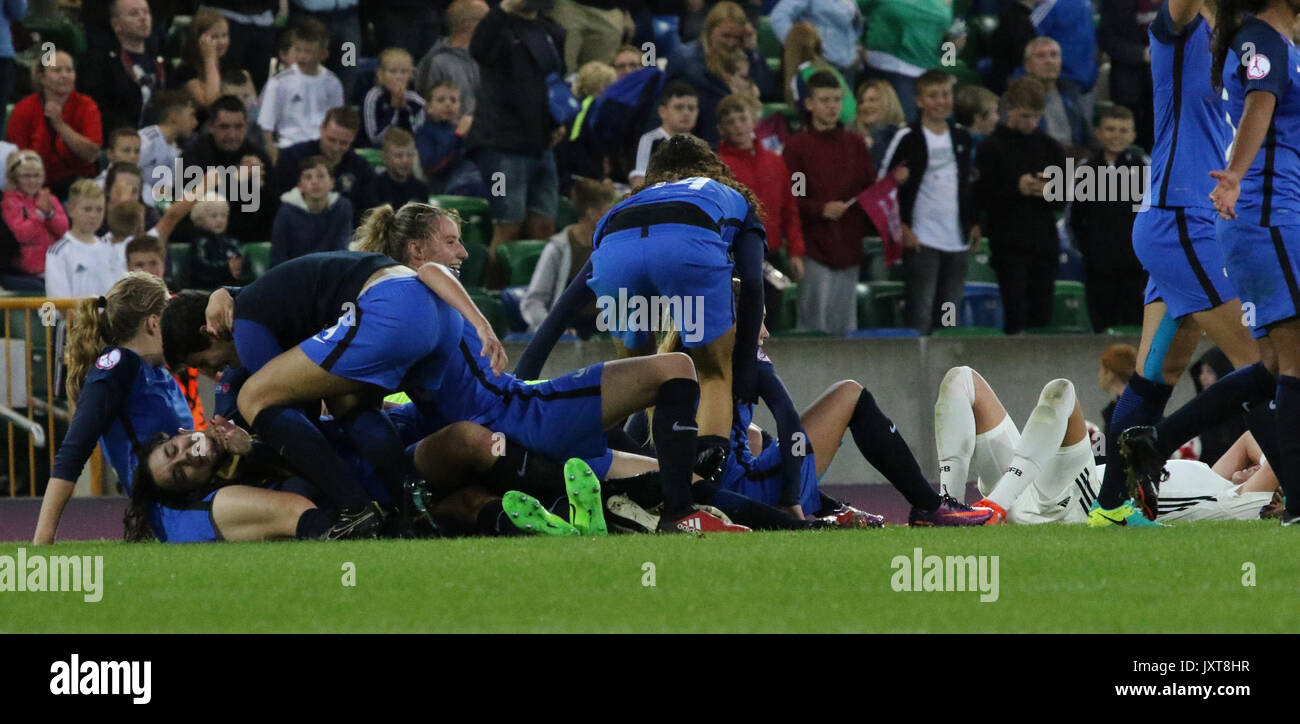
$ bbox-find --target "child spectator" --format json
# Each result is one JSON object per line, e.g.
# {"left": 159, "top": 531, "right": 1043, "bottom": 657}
{"left": 106, "top": 193, "right": 198, "bottom": 275}
{"left": 852, "top": 79, "right": 907, "bottom": 169}
{"left": 190, "top": 197, "right": 244, "bottom": 289}
{"left": 1, "top": 151, "right": 69, "bottom": 288}
{"left": 258, "top": 18, "right": 345, "bottom": 161}
{"left": 555, "top": 61, "right": 618, "bottom": 194}
{"left": 94, "top": 128, "right": 142, "bottom": 190}
{"left": 124, "top": 234, "right": 167, "bottom": 281}
{"left": 629, "top": 81, "right": 699, "bottom": 186}
{"left": 416, "top": 81, "right": 485, "bottom": 197}
{"left": 781, "top": 22, "right": 855, "bottom": 126}
{"left": 374, "top": 128, "right": 430, "bottom": 208}
{"left": 45, "top": 179, "right": 119, "bottom": 299}
{"left": 0, "top": 140, "right": 16, "bottom": 191}
{"left": 716, "top": 93, "right": 806, "bottom": 321}
{"left": 521, "top": 178, "right": 615, "bottom": 335}
{"left": 974, "top": 76, "right": 1067, "bottom": 334}
{"left": 273, "top": 106, "right": 375, "bottom": 224}
{"left": 1069, "top": 105, "right": 1148, "bottom": 332}
{"left": 880, "top": 70, "right": 979, "bottom": 335}
{"left": 139, "top": 90, "right": 198, "bottom": 207}
{"left": 362, "top": 47, "right": 426, "bottom": 148}
{"left": 177, "top": 8, "right": 254, "bottom": 108}
{"left": 954, "top": 85, "right": 1000, "bottom": 146}
{"left": 782, "top": 71, "right": 875, "bottom": 335}
{"left": 271, "top": 156, "right": 352, "bottom": 266}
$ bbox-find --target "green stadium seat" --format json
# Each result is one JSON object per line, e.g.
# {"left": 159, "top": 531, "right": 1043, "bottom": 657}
{"left": 25, "top": 16, "right": 87, "bottom": 57}
{"left": 459, "top": 239, "right": 489, "bottom": 288}
{"left": 766, "top": 56, "right": 781, "bottom": 74}
{"left": 860, "top": 280, "right": 907, "bottom": 328}
{"left": 556, "top": 195, "right": 576, "bottom": 228}
{"left": 242, "top": 242, "right": 272, "bottom": 280}
{"left": 168, "top": 243, "right": 190, "bottom": 288}
{"left": 467, "top": 287, "right": 509, "bottom": 338}
{"left": 496, "top": 240, "right": 547, "bottom": 287}
{"left": 757, "top": 16, "right": 782, "bottom": 60}
{"left": 355, "top": 147, "right": 384, "bottom": 168}
{"left": 430, "top": 194, "right": 492, "bottom": 248}
{"left": 1105, "top": 325, "right": 1142, "bottom": 335}
{"left": 761, "top": 102, "right": 800, "bottom": 124}
{"left": 967, "top": 247, "right": 997, "bottom": 283}
{"left": 769, "top": 282, "right": 800, "bottom": 333}
{"left": 1051, "top": 280, "right": 1091, "bottom": 332}
{"left": 948, "top": 61, "right": 982, "bottom": 87}
{"left": 861, "top": 236, "right": 886, "bottom": 282}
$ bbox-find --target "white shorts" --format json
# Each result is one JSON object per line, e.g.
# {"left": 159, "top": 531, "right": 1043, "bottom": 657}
{"left": 1153, "top": 460, "right": 1272, "bottom": 522}
{"left": 971, "top": 416, "right": 1098, "bottom": 525}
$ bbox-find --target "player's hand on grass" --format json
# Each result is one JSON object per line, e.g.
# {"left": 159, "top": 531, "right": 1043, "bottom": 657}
{"left": 475, "top": 322, "right": 508, "bottom": 376}
{"left": 1209, "top": 169, "right": 1241, "bottom": 220}
{"left": 204, "top": 287, "right": 235, "bottom": 339}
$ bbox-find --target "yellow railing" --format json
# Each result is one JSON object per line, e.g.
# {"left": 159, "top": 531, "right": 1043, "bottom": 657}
{"left": 0, "top": 297, "right": 103, "bottom": 497}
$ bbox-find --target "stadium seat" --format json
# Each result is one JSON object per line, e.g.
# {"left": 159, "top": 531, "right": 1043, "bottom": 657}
{"left": 556, "top": 195, "right": 576, "bottom": 228}
{"left": 168, "top": 243, "right": 190, "bottom": 288}
{"left": 761, "top": 102, "right": 800, "bottom": 124}
{"left": 769, "top": 282, "right": 800, "bottom": 333}
{"left": 948, "top": 61, "right": 982, "bottom": 87}
{"left": 459, "top": 240, "right": 489, "bottom": 288}
{"left": 757, "top": 16, "right": 782, "bottom": 60}
{"left": 499, "top": 285, "right": 530, "bottom": 333}
{"left": 355, "top": 147, "right": 384, "bottom": 169}
{"left": 960, "top": 281, "right": 1004, "bottom": 329}
{"left": 1105, "top": 325, "right": 1142, "bottom": 335}
{"left": 496, "top": 240, "right": 547, "bottom": 287}
{"left": 242, "top": 242, "right": 272, "bottom": 280}
{"left": 967, "top": 247, "right": 997, "bottom": 283}
{"left": 860, "top": 281, "right": 908, "bottom": 328}
{"left": 430, "top": 195, "right": 492, "bottom": 248}
{"left": 26, "top": 15, "right": 88, "bottom": 57}
{"left": 861, "top": 236, "right": 886, "bottom": 282}
{"left": 467, "top": 287, "right": 510, "bottom": 338}
{"left": 1056, "top": 245, "right": 1085, "bottom": 282}
{"left": 1051, "top": 280, "right": 1092, "bottom": 332}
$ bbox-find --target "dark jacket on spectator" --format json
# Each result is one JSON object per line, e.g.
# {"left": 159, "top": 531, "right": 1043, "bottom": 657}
{"left": 274, "top": 140, "right": 376, "bottom": 225}
{"left": 782, "top": 123, "right": 874, "bottom": 269}
{"left": 987, "top": 0, "right": 1036, "bottom": 94}
{"left": 468, "top": 4, "right": 566, "bottom": 153}
{"left": 1068, "top": 146, "right": 1148, "bottom": 275}
{"left": 181, "top": 134, "right": 277, "bottom": 243}
{"left": 191, "top": 231, "right": 244, "bottom": 289}
{"left": 270, "top": 188, "right": 353, "bottom": 268}
{"left": 880, "top": 120, "right": 978, "bottom": 239}
{"left": 76, "top": 38, "right": 165, "bottom": 135}
{"left": 974, "top": 123, "right": 1066, "bottom": 260}
{"left": 1099, "top": 0, "right": 1157, "bottom": 117}
{"left": 664, "top": 41, "right": 777, "bottom": 147}
{"left": 374, "top": 172, "right": 430, "bottom": 209}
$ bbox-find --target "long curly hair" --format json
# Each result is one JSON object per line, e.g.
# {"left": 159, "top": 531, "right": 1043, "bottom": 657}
{"left": 65, "top": 272, "right": 170, "bottom": 404}
{"left": 632, "top": 134, "right": 764, "bottom": 218}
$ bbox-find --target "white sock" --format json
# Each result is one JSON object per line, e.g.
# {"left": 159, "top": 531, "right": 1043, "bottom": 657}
{"left": 974, "top": 416, "right": 1020, "bottom": 498}
{"left": 987, "top": 379, "right": 1076, "bottom": 511}
{"left": 935, "top": 366, "right": 977, "bottom": 500}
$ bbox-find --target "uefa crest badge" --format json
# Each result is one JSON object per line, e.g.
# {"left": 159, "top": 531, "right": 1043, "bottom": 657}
{"left": 95, "top": 349, "right": 121, "bottom": 370}
{"left": 1247, "top": 53, "right": 1271, "bottom": 80}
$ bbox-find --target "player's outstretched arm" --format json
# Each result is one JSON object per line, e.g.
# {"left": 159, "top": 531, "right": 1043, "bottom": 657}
{"left": 1211, "top": 91, "right": 1276, "bottom": 218}
{"left": 417, "top": 262, "right": 506, "bottom": 375}
{"left": 33, "top": 478, "right": 76, "bottom": 545}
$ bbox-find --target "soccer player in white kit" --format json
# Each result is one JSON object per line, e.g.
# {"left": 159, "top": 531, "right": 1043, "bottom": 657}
{"left": 933, "top": 366, "right": 1277, "bottom": 524}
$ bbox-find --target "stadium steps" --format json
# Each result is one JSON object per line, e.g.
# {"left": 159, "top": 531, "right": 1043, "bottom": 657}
{"left": 496, "top": 240, "right": 547, "bottom": 287}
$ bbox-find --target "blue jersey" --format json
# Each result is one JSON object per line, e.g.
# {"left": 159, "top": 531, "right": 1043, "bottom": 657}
{"left": 405, "top": 315, "right": 531, "bottom": 427}
{"left": 1148, "top": 4, "right": 1231, "bottom": 209}
{"left": 593, "top": 176, "right": 758, "bottom": 253}
{"left": 52, "top": 347, "right": 193, "bottom": 492}
{"left": 1223, "top": 16, "right": 1300, "bottom": 226}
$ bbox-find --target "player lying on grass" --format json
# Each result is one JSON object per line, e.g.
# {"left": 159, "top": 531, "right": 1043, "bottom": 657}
{"left": 653, "top": 322, "right": 995, "bottom": 526}
{"left": 933, "top": 365, "right": 1278, "bottom": 525}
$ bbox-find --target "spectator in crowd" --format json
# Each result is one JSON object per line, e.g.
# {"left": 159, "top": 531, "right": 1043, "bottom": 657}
{"left": 1032, "top": 0, "right": 1099, "bottom": 98}
{"left": 954, "top": 85, "right": 1000, "bottom": 145}
{"left": 415, "top": 0, "right": 489, "bottom": 114}
{"left": 416, "top": 81, "right": 485, "bottom": 197}
{"left": 1098, "top": 341, "right": 1137, "bottom": 438}
{"left": 554, "top": 61, "right": 618, "bottom": 194}
{"left": 289, "top": 0, "right": 362, "bottom": 100}
{"left": 274, "top": 106, "right": 376, "bottom": 225}
{"left": 8, "top": 50, "right": 103, "bottom": 197}
{"left": 470, "top": 0, "right": 566, "bottom": 287}
{"left": 666, "top": 1, "right": 778, "bottom": 145}
{"left": 1069, "top": 105, "right": 1147, "bottom": 333}
{"left": 258, "top": 19, "right": 345, "bottom": 162}
{"left": 783, "top": 71, "right": 874, "bottom": 335}
{"left": 270, "top": 155, "right": 352, "bottom": 267}
{"left": 881, "top": 70, "right": 978, "bottom": 336}
{"left": 781, "top": 22, "right": 855, "bottom": 126}
{"left": 109, "top": 191, "right": 198, "bottom": 269}
{"left": 629, "top": 81, "right": 699, "bottom": 185}
{"left": 44, "top": 179, "right": 117, "bottom": 300}
{"left": 1187, "top": 347, "right": 1248, "bottom": 466}
{"left": 361, "top": 48, "right": 426, "bottom": 148}
{"left": 974, "top": 76, "right": 1066, "bottom": 335}
{"left": 101, "top": 162, "right": 158, "bottom": 240}
{"left": 220, "top": 68, "right": 265, "bottom": 151}
{"left": 94, "top": 128, "right": 142, "bottom": 190}
{"left": 205, "top": 0, "right": 281, "bottom": 89}
{"left": 521, "top": 178, "right": 615, "bottom": 335}
{"left": 860, "top": 0, "right": 959, "bottom": 121}
{"left": 373, "top": 0, "right": 445, "bottom": 63}
{"left": 1099, "top": 0, "right": 1156, "bottom": 151}
{"left": 139, "top": 90, "right": 198, "bottom": 208}
{"left": 716, "top": 93, "right": 805, "bottom": 321}
{"left": 373, "top": 128, "right": 430, "bottom": 208}
{"left": 0, "top": 0, "right": 25, "bottom": 137}
{"left": 190, "top": 197, "right": 244, "bottom": 289}
{"left": 550, "top": 0, "right": 630, "bottom": 72}
{"left": 124, "top": 233, "right": 167, "bottom": 281}
{"left": 771, "top": 0, "right": 864, "bottom": 79}
{"left": 77, "top": 0, "right": 163, "bottom": 135}
{"left": 0, "top": 140, "right": 15, "bottom": 191}
{"left": 1, "top": 150, "right": 69, "bottom": 290}
{"left": 176, "top": 8, "right": 254, "bottom": 109}
{"left": 851, "top": 78, "right": 907, "bottom": 168}
{"left": 988, "top": 0, "right": 1037, "bottom": 94}
{"left": 612, "top": 43, "right": 644, "bottom": 78}
{"left": 183, "top": 95, "right": 277, "bottom": 242}
{"left": 1023, "top": 37, "right": 1090, "bottom": 155}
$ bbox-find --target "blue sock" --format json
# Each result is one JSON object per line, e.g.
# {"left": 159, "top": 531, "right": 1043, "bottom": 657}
{"left": 340, "top": 407, "right": 410, "bottom": 502}
{"left": 253, "top": 406, "right": 373, "bottom": 512}
{"left": 1154, "top": 362, "right": 1275, "bottom": 458}
{"left": 1273, "top": 376, "right": 1300, "bottom": 516}
{"left": 1096, "top": 374, "right": 1173, "bottom": 509}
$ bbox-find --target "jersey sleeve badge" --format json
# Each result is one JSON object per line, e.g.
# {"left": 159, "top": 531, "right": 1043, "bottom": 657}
{"left": 1246, "top": 53, "right": 1271, "bottom": 80}
{"left": 95, "top": 349, "right": 121, "bottom": 370}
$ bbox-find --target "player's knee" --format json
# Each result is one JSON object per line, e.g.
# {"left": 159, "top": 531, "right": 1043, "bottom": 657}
{"left": 1040, "top": 378, "right": 1075, "bottom": 407}
{"left": 835, "top": 379, "right": 864, "bottom": 401}
{"left": 658, "top": 351, "right": 697, "bottom": 382}
{"left": 236, "top": 381, "right": 265, "bottom": 424}
{"left": 940, "top": 366, "right": 974, "bottom": 395}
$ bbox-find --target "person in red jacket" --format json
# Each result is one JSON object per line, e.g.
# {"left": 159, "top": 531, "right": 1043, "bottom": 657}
{"left": 1, "top": 150, "right": 69, "bottom": 290}
{"left": 782, "top": 71, "right": 875, "bottom": 335}
{"left": 6, "top": 50, "right": 102, "bottom": 197}
{"left": 716, "top": 94, "right": 805, "bottom": 321}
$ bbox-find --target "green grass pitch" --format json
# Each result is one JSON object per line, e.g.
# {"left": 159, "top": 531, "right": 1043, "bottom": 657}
{"left": 3, "top": 521, "right": 1296, "bottom": 633}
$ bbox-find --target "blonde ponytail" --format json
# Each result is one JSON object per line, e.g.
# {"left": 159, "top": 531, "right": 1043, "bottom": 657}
{"left": 65, "top": 272, "right": 170, "bottom": 403}
{"left": 351, "top": 202, "right": 462, "bottom": 265}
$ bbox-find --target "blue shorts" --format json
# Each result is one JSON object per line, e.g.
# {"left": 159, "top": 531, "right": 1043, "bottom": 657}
{"left": 588, "top": 231, "right": 735, "bottom": 350}
{"left": 719, "top": 441, "right": 821, "bottom": 514}
{"left": 300, "top": 276, "right": 454, "bottom": 391}
{"left": 476, "top": 148, "right": 558, "bottom": 223}
{"left": 481, "top": 363, "right": 608, "bottom": 463}
{"left": 152, "top": 491, "right": 220, "bottom": 543}
{"left": 1217, "top": 218, "right": 1300, "bottom": 338}
{"left": 1133, "top": 206, "right": 1237, "bottom": 318}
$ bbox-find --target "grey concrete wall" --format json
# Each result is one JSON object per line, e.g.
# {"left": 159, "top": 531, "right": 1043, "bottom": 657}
{"left": 511, "top": 334, "right": 1212, "bottom": 485}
